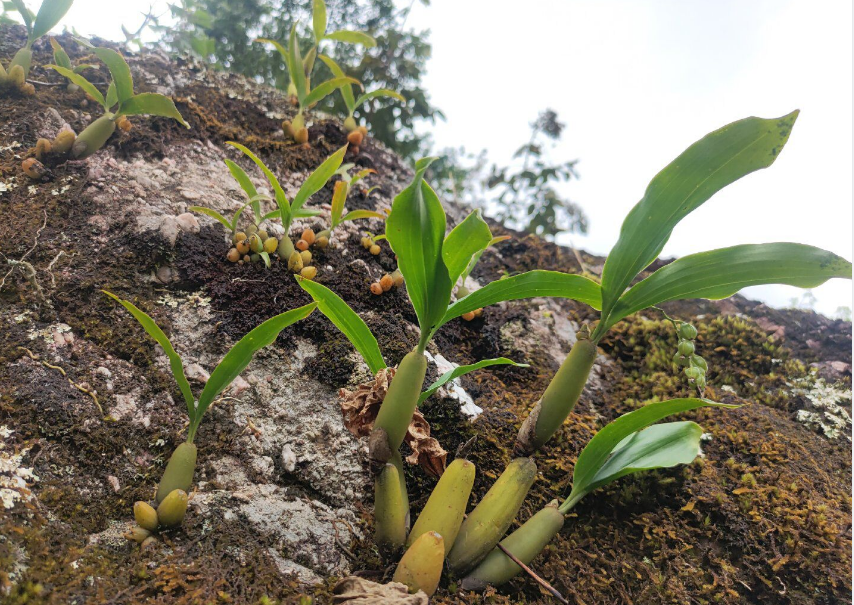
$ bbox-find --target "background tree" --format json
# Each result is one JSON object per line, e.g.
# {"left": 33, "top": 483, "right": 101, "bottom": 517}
{"left": 429, "top": 110, "right": 588, "bottom": 240}
{"left": 154, "top": 0, "right": 441, "bottom": 159}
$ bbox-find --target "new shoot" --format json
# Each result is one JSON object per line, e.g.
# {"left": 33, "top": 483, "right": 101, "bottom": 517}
{"left": 208, "top": 142, "right": 346, "bottom": 271}
{"left": 48, "top": 39, "right": 188, "bottom": 159}
{"left": 1, "top": 0, "right": 74, "bottom": 95}
{"left": 104, "top": 291, "right": 316, "bottom": 541}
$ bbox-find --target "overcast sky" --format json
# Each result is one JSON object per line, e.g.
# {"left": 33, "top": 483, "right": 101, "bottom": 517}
{"left": 31, "top": 0, "right": 853, "bottom": 316}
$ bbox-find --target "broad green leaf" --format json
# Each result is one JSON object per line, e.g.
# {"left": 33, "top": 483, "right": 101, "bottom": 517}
{"left": 353, "top": 88, "right": 405, "bottom": 110}
{"left": 104, "top": 81, "right": 117, "bottom": 109}
{"left": 10, "top": 0, "right": 32, "bottom": 34}
{"left": 196, "top": 303, "right": 317, "bottom": 419}
{"left": 103, "top": 291, "right": 195, "bottom": 421}
{"left": 296, "top": 277, "right": 386, "bottom": 374}
{"left": 31, "top": 0, "right": 73, "bottom": 40}
{"left": 318, "top": 54, "right": 355, "bottom": 112}
{"left": 259, "top": 251, "right": 271, "bottom": 268}
{"left": 419, "top": 357, "right": 529, "bottom": 405}
{"left": 226, "top": 142, "right": 290, "bottom": 226}
{"left": 598, "top": 112, "right": 799, "bottom": 334}
{"left": 288, "top": 23, "right": 306, "bottom": 102}
{"left": 582, "top": 421, "right": 703, "bottom": 495}
{"left": 302, "top": 76, "right": 359, "bottom": 109}
{"left": 605, "top": 243, "right": 853, "bottom": 331}
{"left": 189, "top": 206, "right": 232, "bottom": 231}
{"left": 438, "top": 271, "right": 602, "bottom": 330}
{"left": 312, "top": 0, "right": 326, "bottom": 41}
{"left": 119, "top": 93, "right": 189, "bottom": 128}
{"left": 385, "top": 157, "right": 453, "bottom": 339}
{"left": 571, "top": 398, "right": 737, "bottom": 500}
{"left": 443, "top": 209, "right": 492, "bottom": 287}
{"left": 49, "top": 37, "right": 71, "bottom": 69}
{"left": 292, "top": 145, "right": 348, "bottom": 213}
{"left": 46, "top": 65, "right": 104, "bottom": 107}
{"left": 89, "top": 46, "right": 134, "bottom": 105}
{"left": 341, "top": 209, "right": 385, "bottom": 222}
{"left": 324, "top": 30, "right": 376, "bottom": 47}
{"left": 461, "top": 235, "right": 511, "bottom": 282}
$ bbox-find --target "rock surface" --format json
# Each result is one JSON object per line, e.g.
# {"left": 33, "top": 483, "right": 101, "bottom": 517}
{"left": 0, "top": 27, "right": 851, "bottom": 605}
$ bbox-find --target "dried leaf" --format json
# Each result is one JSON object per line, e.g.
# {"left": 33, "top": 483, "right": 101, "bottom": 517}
{"left": 339, "top": 368, "right": 448, "bottom": 477}
{"left": 332, "top": 576, "right": 428, "bottom": 604}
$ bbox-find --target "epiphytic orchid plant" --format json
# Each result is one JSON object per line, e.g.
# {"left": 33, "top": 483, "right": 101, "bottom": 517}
{"left": 320, "top": 112, "right": 850, "bottom": 596}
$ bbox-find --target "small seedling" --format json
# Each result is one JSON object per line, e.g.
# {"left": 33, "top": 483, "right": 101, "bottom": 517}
{"left": 48, "top": 39, "right": 189, "bottom": 159}
{"left": 256, "top": 12, "right": 363, "bottom": 145}
{"left": 49, "top": 37, "right": 95, "bottom": 91}
{"left": 104, "top": 291, "right": 316, "bottom": 541}
{"left": 216, "top": 142, "right": 346, "bottom": 269}
{"left": 318, "top": 54, "right": 404, "bottom": 148}
{"left": 0, "top": 0, "right": 74, "bottom": 95}
{"left": 313, "top": 163, "right": 385, "bottom": 247}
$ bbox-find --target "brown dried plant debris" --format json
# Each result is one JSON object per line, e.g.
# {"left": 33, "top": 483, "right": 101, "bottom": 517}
{"left": 332, "top": 576, "right": 429, "bottom": 604}
{"left": 340, "top": 367, "right": 447, "bottom": 477}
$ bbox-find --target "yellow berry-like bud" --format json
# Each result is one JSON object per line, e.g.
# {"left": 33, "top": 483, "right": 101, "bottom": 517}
{"left": 248, "top": 234, "right": 264, "bottom": 253}
{"left": 52, "top": 130, "right": 76, "bottom": 154}
{"left": 391, "top": 269, "right": 404, "bottom": 287}
{"left": 22, "top": 158, "right": 46, "bottom": 179}
{"left": 294, "top": 127, "right": 309, "bottom": 145}
{"left": 124, "top": 526, "right": 152, "bottom": 544}
{"left": 316, "top": 236, "right": 329, "bottom": 249}
{"left": 361, "top": 236, "right": 373, "bottom": 249}
{"left": 473, "top": 308, "right": 483, "bottom": 317}
{"left": 288, "top": 251, "right": 304, "bottom": 272}
{"left": 282, "top": 120, "right": 294, "bottom": 138}
{"left": 461, "top": 311, "right": 476, "bottom": 321}
{"left": 236, "top": 239, "right": 250, "bottom": 255}
{"left": 263, "top": 237, "right": 278, "bottom": 254}
{"left": 300, "top": 266, "right": 317, "bottom": 280}
{"left": 369, "top": 244, "right": 381, "bottom": 256}
{"left": 347, "top": 131, "right": 363, "bottom": 147}
{"left": 232, "top": 231, "right": 247, "bottom": 245}
{"left": 343, "top": 116, "right": 358, "bottom": 132}
{"left": 8, "top": 65, "right": 25, "bottom": 86}
{"left": 370, "top": 282, "right": 383, "bottom": 296}
{"left": 301, "top": 229, "right": 315, "bottom": 245}
{"left": 245, "top": 224, "right": 258, "bottom": 237}
{"left": 156, "top": 489, "right": 188, "bottom": 528}
{"left": 380, "top": 274, "right": 393, "bottom": 292}
{"left": 34, "top": 138, "right": 51, "bottom": 160}
{"left": 357, "top": 126, "right": 368, "bottom": 137}
{"left": 116, "top": 116, "right": 132, "bottom": 132}
{"left": 300, "top": 249, "right": 312, "bottom": 264}
{"left": 296, "top": 239, "right": 309, "bottom": 251}
{"left": 227, "top": 248, "right": 240, "bottom": 262}
{"left": 257, "top": 229, "right": 269, "bottom": 241}
{"left": 134, "top": 501, "right": 159, "bottom": 532}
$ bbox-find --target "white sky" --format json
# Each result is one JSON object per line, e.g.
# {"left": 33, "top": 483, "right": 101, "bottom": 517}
{"left": 25, "top": 0, "right": 854, "bottom": 316}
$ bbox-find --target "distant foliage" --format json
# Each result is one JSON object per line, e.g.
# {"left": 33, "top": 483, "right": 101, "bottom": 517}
{"left": 154, "top": 0, "right": 441, "bottom": 159}
{"left": 486, "top": 109, "right": 588, "bottom": 239}
{"left": 429, "top": 110, "right": 588, "bottom": 240}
